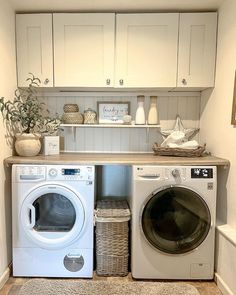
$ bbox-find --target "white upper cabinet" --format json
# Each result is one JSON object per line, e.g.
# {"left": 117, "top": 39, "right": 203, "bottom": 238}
{"left": 15, "top": 12, "right": 217, "bottom": 89}
{"left": 177, "top": 13, "right": 217, "bottom": 88}
{"left": 115, "top": 14, "right": 179, "bottom": 88}
{"left": 16, "top": 14, "right": 53, "bottom": 87}
{"left": 53, "top": 13, "right": 115, "bottom": 87}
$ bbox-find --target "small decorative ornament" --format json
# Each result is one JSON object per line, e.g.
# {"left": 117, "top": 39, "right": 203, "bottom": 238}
{"left": 123, "top": 115, "right": 132, "bottom": 124}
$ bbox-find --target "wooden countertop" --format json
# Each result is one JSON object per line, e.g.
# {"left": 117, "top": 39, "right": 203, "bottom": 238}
{"left": 4, "top": 153, "right": 230, "bottom": 167}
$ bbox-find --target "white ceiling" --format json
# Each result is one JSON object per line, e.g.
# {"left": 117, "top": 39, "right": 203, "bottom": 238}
{"left": 9, "top": 0, "right": 224, "bottom": 12}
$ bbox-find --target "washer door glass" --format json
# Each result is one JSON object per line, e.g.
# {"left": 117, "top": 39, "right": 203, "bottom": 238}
{"left": 33, "top": 193, "right": 76, "bottom": 232}
{"left": 21, "top": 185, "right": 85, "bottom": 249}
{"left": 142, "top": 186, "right": 211, "bottom": 254}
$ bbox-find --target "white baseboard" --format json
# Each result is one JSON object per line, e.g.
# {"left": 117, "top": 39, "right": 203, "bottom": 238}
{"left": 215, "top": 273, "right": 235, "bottom": 295}
{"left": 0, "top": 267, "right": 10, "bottom": 290}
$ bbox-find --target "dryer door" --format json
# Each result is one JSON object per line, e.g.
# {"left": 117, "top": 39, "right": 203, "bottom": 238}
{"left": 20, "top": 184, "right": 85, "bottom": 249}
{"left": 141, "top": 186, "right": 211, "bottom": 254}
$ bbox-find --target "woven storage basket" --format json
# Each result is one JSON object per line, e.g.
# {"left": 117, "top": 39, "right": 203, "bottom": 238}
{"left": 62, "top": 112, "right": 84, "bottom": 124}
{"left": 153, "top": 143, "right": 206, "bottom": 157}
{"left": 95, "top": 200, "right": 131, "bottom": 276}
{"left": 96, "top": 255, "right": 129, "bottom": 277}
{"left": 63, "top": 104, "right": 79, "bottom": 113}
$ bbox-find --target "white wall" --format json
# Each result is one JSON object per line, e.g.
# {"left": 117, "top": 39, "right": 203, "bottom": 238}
{"left": 0, "top": 0, "right": 16, "bottom": 288}
{"left": 200, "top": 0, "right": 236, "bottom": 293}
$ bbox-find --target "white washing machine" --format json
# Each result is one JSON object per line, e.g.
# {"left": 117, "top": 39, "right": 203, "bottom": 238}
{"left": 12, "top": 164, "right": 95, "bottom": 278}
{"left": 130, "top": 165, "right": 217, "bottom": 280}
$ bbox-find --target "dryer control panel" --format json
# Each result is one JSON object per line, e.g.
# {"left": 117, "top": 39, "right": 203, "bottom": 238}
{"left": 46, "top": 165, "right": 94, "bottom": 181}
{"left": 12, "top": 165, "right": 95, "bottom": 182}
{"left": 14, "top": 166, "right": 46, "bottom": 182}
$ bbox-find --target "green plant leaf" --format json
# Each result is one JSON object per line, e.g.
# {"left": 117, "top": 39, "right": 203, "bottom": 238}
{"left": 0, "top": 75, "right": 61, "bottom": 135}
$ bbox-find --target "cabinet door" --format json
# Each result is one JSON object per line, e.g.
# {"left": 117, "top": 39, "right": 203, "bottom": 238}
{"left": 53, "top": 13, "right": 115, "bottom": 87}
{"left": 16, "top": 14, "right": 53, "bottom": 87}
{"left": 177, "top": 13, "right": 217, "bottom": 88}
{"left": 115, "top": 14, "right": 179, "bottom": 88}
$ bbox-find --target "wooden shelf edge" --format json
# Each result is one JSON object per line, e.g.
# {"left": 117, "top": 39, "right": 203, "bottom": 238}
{"left": 60, "top": 124, "right": 161, "bottom": 128}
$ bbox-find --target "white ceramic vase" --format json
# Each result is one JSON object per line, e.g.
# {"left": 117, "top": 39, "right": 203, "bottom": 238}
{"left": 135, "top": 95, "right": 146, "bottom": 125}
{"left": 148, "top": 96, "right": 159, "bottom": 125}
{"left": 15, "top": 133, "right": 41, "bottom": 157}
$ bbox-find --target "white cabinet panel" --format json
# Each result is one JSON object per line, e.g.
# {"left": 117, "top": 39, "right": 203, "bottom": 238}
{"left": 115, "top": 14, "right": 179, "bottom": 88}
{"left": 53, "top": 13, "right": 115, "bottom": 87}
{"left": 16, "top": 14, "right": 53, "bottom": 87}
{"left": 177, "top": 13, "right": 217, "bottom": 88}
{"left": 15, "top": 12, "right": 217, "bottom": 90}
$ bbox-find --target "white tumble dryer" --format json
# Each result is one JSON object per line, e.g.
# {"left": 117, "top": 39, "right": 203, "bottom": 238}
{"left": 12, "top": 164, "right": 95, "bottom": 278}
{"left": 130, "top": 165, "right": 217, "bottom": 280}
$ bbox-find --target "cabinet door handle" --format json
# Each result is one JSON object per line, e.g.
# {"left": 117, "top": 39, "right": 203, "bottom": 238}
{"left": 119, "top": 79, "right": 124, "bottom": 86}
{"left": 182, "top": 78, "right": 187, "bottom": 85}
{"left": 106, "top": 79, "right": 110, "bottom": 85}
{"left": 44, "top": 78, "right": 50, "bottom": 85}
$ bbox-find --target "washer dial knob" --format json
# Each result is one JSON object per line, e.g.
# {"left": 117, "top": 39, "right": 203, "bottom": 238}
{"left": 48, "top": 168, "right": 57, "bottom": 177}
{"left": 172, "top": 169, "right": 180, "bottom": 178}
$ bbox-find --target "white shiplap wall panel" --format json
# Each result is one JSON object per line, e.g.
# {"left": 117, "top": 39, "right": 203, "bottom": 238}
{"left": 40, "top": 92, "right": 201, "bottom": 152}
{"left": 120, "top": 128, "right": 130, "bottom": 151}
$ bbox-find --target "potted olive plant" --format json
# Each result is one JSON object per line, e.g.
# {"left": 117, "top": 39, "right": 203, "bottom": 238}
{"left": 0, "top": 74, "right": 60, "bottom": 156}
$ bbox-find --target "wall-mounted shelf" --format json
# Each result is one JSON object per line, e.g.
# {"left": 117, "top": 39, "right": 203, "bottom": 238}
{"left": 60, "top": 123, "right": 160, "bottom": 141}
{"left": 60, "top": 123, "right": 160, "bottom": 128}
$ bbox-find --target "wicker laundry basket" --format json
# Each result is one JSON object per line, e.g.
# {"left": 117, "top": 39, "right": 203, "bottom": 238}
{"left": 95, "top": 200, "right": 131, "bottom": 276}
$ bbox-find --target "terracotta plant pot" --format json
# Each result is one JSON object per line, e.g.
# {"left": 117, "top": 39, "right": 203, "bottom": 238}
{"left": 15, "top": 133, "right": 41, "bottom": 157}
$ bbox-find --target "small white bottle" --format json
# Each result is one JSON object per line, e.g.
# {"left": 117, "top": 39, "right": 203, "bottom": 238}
{"left": 148, "top": 96, "right": 158, "bottom": 125}
{"left": 135, "top": 95, "right": 146, "bottom": 125}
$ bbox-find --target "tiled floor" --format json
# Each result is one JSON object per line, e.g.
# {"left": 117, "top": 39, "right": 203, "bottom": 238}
{"left": 0, "top": 273, "right": 222, "bottom": 295}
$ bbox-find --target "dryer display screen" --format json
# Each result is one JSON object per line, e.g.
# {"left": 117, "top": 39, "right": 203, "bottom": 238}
{"left": 191, "top": 168, "right": 213, "bottom": 178}
{"left": 62, "top": 169, "right": 80, "bottom": 175}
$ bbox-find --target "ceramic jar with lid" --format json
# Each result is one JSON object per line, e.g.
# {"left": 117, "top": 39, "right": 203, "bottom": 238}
{"left": 84, "top": 108, "right": 97, "bottom": 124}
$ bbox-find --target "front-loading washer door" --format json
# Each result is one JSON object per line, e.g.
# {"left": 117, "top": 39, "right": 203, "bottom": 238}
{"left": 141, "top": 186, "right": 211, "bottom": 254}
{"left": 20, "top": 184, "right": 85, "bottom": 249}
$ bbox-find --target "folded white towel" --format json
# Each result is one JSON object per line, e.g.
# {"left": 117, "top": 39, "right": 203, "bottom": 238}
{"left": 168, "top": 140, "right": 199, "bottom": 149}
{"left": 161, "top": 131, "right": 186, "bottom": 147}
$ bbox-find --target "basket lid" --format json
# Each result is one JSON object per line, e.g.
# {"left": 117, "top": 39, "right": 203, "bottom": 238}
{"left": 95, "top": 200, "right": 131, "bottom": 218}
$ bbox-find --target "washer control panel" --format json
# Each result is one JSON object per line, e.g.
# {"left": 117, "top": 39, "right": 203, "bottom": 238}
{"left": 164, "top": 167, "right": 186, "bottom": 181}
{"left": 133, "top": 166, "right": 216, "bottom": 182}
{"left": 191, "top": 168, "right": 213, "bottom": 178}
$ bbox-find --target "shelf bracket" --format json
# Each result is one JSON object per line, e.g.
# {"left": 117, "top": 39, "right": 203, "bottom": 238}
{"left": 73, "top": 127, "right": 76, "bottom": 142}
{"left": 66, "top": 126, "right": 76, "bottom": 142}
{"left": 146, "top": 127, "right": 150, "bottom": 143}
